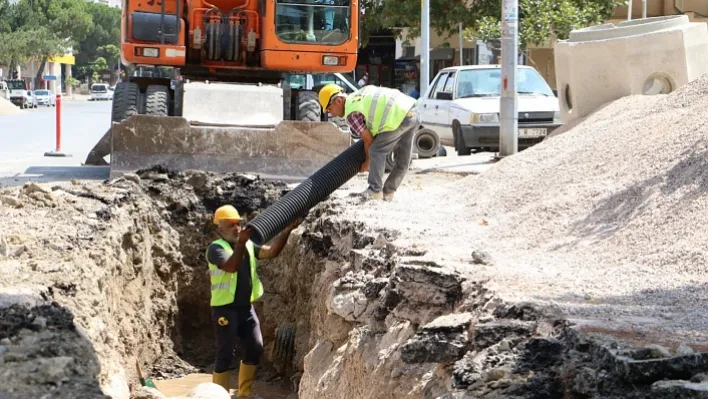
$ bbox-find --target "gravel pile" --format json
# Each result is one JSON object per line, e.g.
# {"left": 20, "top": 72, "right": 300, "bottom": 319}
{"left": 453, "top": 74, "right": 708, "bottom": 344}
{"left": 0, "top": 97, "right": 23, "bottom": 116}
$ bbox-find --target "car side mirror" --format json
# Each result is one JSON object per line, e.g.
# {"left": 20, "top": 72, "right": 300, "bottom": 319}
{"left": 436, "top": 92, "right": 453, "bottom": 101}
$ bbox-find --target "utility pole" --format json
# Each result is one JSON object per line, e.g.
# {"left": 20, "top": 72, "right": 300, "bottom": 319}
{"left": 627, "top": 0, "right": 633, "bottom": 20}
{"left": 499, "top": 0, "right": 518, "bottom": 157}
{"left": 458, "top": 23, "right": 464, "bottom": 66}
{"left": 421, "top": 0, "right": 430, "bottom": 96}
{"left": 642, "top": 0, "right": 647, "bottom": 18}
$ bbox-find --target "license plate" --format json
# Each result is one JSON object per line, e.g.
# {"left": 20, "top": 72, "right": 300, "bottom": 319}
{"left": 519, "top": 128, "right": 547, "bottom": 138}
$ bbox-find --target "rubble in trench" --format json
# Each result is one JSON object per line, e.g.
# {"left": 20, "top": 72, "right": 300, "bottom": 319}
{"left": 3, "top": 115, "right": 708, "bottom": 399}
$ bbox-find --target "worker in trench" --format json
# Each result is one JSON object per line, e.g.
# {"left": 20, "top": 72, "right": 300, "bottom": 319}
{"left": 319, "top": 83, "right": 420, "bottom": 201}
{"left": 208, "top": 205, "right": 301, "bottom": 397}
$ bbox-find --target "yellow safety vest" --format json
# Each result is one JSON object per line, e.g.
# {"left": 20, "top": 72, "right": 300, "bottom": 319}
{"left": 206, "top": 239, "right": 263, "bottom": 307}
{"left": 344, "top": 85, "right": 417, "bottom": 136}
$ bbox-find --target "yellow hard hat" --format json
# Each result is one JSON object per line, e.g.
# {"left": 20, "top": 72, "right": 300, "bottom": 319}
{"left": 213, "top": 205, "right": 241, "bottom": 225}
{"left": 319, "top": 83, "right": 344, "bottom": 111}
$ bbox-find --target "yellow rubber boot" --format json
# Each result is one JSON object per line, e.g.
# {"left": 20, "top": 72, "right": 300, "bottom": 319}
{"left": 237, "top": 362, "right": 257, "bottom": 397}
{"left": 212, "top": 371, "right": 230, "bottom": 392}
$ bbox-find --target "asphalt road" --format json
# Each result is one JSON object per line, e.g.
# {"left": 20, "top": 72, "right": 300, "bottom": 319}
{"left": 0, "top": 99, "right": 495, "bottom": 187}
{"left": 0, "top": 100, "right": 112, "bottom": 187}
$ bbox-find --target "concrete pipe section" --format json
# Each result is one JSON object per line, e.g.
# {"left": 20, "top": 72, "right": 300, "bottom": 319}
{"left": 554, "top": 15, "right": 708, "bottom": 123}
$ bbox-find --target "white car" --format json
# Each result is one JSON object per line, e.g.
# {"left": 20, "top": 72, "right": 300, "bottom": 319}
{"left": 34, "top": 90, "right": 55, "bottom": 106}
{"left": 90, "top": 83, "right": 112, "bottom": 101}
{"left": 23, "top": 90, "right": 38, "bottom": 108}
{"left": 419, "top": 65, "right": 562, "bottom": 155}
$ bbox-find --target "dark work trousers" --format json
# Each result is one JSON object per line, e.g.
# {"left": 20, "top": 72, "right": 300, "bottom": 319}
{"left": 211, "top": 304, "right": 264, "bottom": 373}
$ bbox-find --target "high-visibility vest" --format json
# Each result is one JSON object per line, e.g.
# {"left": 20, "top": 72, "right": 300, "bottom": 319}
{"left": 206, "top": 239, "right": 263, "bottom": 307}
{"left": 344, "top": 85, "right": 417, "bottom": 136}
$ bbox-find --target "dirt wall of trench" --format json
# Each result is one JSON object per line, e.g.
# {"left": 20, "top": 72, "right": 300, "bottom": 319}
{"left": 261, "top": 198, "right": 708, "bottom": 399}
{"left": 0, "top": 168, "right": 290, "bottom": 399}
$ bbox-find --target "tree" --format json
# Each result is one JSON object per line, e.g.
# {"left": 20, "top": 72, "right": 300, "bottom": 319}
{"left": 7, "top": 0, "right": 94, "bottom": 81}
{"left": 359, "top": 0, "right": 479, "bottom": 45}
{"left": 359, "top": 0, "right": 625, "bottom": 50}
{"left": 98, "top": 44, "right": 120, "bottom": 84}
{"left": 73, "top": 2, "right": 120, "bottom": 81}
{"left": 0, "top": 30, "right": 32, "bottom": 72}
{"left": 467, "top": 0, "right": 625, "bottom": 50}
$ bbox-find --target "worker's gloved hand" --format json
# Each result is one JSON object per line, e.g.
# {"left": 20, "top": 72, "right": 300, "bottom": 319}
{"left": 360, "top": 159, "right": 370, "bottom": 173}
{"left": 238, "top": 227, "right": 253, "bottom": 245}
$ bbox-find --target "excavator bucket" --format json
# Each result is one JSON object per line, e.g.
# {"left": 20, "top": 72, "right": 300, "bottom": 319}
{"left": 107, "top": 115, "right": 351, "bottom": 181}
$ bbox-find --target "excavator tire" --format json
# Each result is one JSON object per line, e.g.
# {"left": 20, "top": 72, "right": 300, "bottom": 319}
{"left": 145, "top": 84, "right": 170, "bottom": 116}
{"left": 296, "top": 90, "right": 321, "bottom": 122}
{"left": 84, "top": 82, "right": 140, "bottom": 165}
{"left": 329, "top": 116, "right": 350, "bottom": 132}
{"left": 112, "top": 82, "right": 140, "bottom": 122}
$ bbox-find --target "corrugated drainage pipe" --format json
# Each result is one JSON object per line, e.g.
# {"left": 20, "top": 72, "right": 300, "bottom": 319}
{"left": 247, "top": 140, "right": 366, "bottom": 245}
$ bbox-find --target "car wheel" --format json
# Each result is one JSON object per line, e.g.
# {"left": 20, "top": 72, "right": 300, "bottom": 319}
{"left": 413, "top": 128, "right": 440, "bottom": 159}
{"left": 456, "top": 125, "right": 471, "bottom": 156}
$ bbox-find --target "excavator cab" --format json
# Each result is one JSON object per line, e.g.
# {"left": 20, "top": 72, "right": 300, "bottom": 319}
{"left": 86, "top": 0, "right": 360, "bottom": 180}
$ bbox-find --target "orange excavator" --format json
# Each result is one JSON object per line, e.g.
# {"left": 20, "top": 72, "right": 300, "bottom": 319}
{"left": 86, "top": 0, "right": 359, "bottom": 180}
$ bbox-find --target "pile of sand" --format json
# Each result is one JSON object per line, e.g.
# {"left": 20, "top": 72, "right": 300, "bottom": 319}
{"left": 0, "top": 97, "right": 23, "bottom": 115}
{"left": 449, "top": 74, "right": 708, "bottom": 344}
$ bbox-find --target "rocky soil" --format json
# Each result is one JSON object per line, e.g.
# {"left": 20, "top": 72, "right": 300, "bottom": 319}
{"left": 0, "top": 168, "right": 290, "bottom": 398}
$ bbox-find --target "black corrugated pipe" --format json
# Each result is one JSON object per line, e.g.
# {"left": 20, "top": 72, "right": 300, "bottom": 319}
{"left": 247, "top": 140, "right": 365, "bottom": 245}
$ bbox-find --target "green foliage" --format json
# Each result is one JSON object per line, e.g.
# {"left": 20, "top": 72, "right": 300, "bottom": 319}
{"left": 98, "top": 44, "right": 120, "bottom": 67}
{"left": 466, "top": 0, "right": 626, "bottom": 49}
{"left": 91, "top": 56, "right": 108, "bottom": 73}
{"left": 360, "top": 0, "right": 478, "bottom": 45}
{"left": 360, "top": 0, "right": 625, "bottom": 49}
{"left": 0, "top": 0, "right": 99, "bottom": 80}
{"left": 66, "top": 75, "right": 80, "bottom": 88}
{"left": 74, "top": 3, "right": 120, "bottom": 80}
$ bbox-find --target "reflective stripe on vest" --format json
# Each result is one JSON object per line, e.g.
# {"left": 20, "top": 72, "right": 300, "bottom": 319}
{"left": 206, "top": 239, "right": 264, "bottom": 307}
{"left": 344, "top": 85, "right": 417, "bottom": 135}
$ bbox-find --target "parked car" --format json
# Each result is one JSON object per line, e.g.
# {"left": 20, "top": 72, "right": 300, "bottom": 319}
{"left": 4, "top": 79, "right": 28, "bottom": 108}
{"left": 23, "top": 90, "right": 38, "bottom": 108}
{"left": 34, "top": 90, "right": 55, "bottom": 106}
{"left": 418, "top": 65, "right": 562, "bottom": 155}
{"left": 90, "top": 83, "right": 112, "bottom": 101}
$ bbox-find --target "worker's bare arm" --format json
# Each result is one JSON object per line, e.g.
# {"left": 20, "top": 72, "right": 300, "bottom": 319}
{"left": 360, "top": 128, "right": 374, "bottom": 172}
{"left": 257, "top": 218, "right": 303, "bottom": 260}
{"left": 208, "top": 228, "right": 252, "bottom": 273}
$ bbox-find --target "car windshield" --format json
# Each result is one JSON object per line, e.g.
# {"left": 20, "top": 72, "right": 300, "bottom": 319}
{"left": 92, "top": 86, "right": 107, "bottom": 92}
{"left": 275, "top": 0, "right": 351, "bottom": 45}
{"left": 455, "top": 68, "right": 554, "bottom": 98}
{"left": 7, "top": 81, "right": 25, "bottom": 90}
{"left": 312, "top": 73, "right": 357, "bottom": 91}
{"left": 35, "top": 90, "right": 49, "bottom": 96}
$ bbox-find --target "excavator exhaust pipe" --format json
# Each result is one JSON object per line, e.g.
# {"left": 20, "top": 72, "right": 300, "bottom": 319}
{"left": 104, "top": 115, "right": 351, "bottom": 181}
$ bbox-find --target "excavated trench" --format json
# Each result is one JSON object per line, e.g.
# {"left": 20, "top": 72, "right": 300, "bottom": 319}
{"left": 2, "top": 167, "right": 708, "bottom": 399}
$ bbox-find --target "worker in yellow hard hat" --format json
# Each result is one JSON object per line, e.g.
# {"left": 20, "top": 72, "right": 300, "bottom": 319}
{"left": 319, "top": 82, "right": 419, "bottom": 201}
{"left": 207, "top": 205, "right": 302, "bottom": 397}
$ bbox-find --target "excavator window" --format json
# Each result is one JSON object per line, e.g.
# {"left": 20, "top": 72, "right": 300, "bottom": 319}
{"left": 275, "top": 0, "right": 351, "bottom": 45}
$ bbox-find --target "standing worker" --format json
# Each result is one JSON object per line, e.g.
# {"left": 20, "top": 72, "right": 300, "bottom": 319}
{"left": 208, "top": 205, "right": 301, "bottom": 397}
{"left": 319, "top": 83, "right": 419, "bottom": 201}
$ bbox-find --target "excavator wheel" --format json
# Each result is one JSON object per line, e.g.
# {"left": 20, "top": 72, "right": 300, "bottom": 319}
{"left": 84, "top": 82, "right": 140, "bottom": 165}
{"left": 296, "top": 90, "right": 321, "bottom": 122}
{"left": 145, "top": 84, "right": 170, "bottom": 116}
{"left": 112, "top": 82, "right": 140, "bottom": 122}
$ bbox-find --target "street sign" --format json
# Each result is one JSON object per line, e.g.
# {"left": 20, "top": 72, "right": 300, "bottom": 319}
{"left": 43, "top": 75, "right": 57, "bottom": 81}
